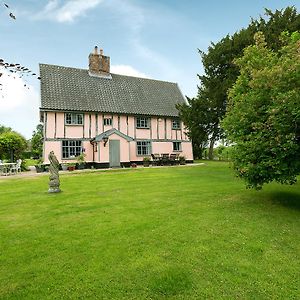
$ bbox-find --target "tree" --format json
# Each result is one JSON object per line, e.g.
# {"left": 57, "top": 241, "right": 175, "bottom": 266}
{"left": 31, "top": 124, "right": 44, "bottom": 158}
{"left": 0, "top": 131, "right": 27, "bottom": 161}
{"left": 177, "top": 97, "right": 209, "bottom": 159}
{"left": 222, "top": 31, "right": 300, "bottom": 189}
{"left": 0, "top": 124, "right": 12, "bottom": 134}
{"left": 178, "top": 7, "right": 300, "bottom": 159}
{"left": 0, "top": 3, "right": 40, "bottom": 94}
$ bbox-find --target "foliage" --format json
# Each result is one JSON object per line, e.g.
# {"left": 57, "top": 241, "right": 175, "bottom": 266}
{"left": 179, "top": 155, "right": 186, "bottom": 164}
{"left": 0, "top": 163, "right": 299, "bottom": 298}
{"left": 35, "top": 158, "right": 44, "bottom": 167}
{"left": 76, "top": 153, "right": 86, "bottom": 164}
{"left": 0, "top": 130, "right": 27, "bottom": 161}
{"left": 67, "top": 162, "right": 76, "bottom": 167}
{"left": 25, "top": 158, "right": 39, "bottom": 167}
{"left": 31, "top": 124, "right": 43, "bottom": 158}
{"left": 178, "top": 7, "right": 300, "bottom": 159}
{"left": 0, "top": 125, "right": 12, "bottom": 134}
{"left": 177, "top": 97, "right": 209, "bottom": 159}
{"left": 222, "top": 31, "right": 300, "bottom": 189}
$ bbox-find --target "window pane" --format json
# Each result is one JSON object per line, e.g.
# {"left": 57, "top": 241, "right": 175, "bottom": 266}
{"left": 62, "top": 140, "right": 82, "bottom": 158}
{"left": 172, "top": 119, "right": 181, "bottom": 129}
{"left": 136, "top": 117, "right": 149, "bottom": 128}
{"left": 173, "top": 142, "right": 181, "bottom": 151}
{"left": 65, "top": 113, "right": 83, "bottom": 125}
{"left": 137, "top": 141, "right": 150, "bottom": 155}
{"left": 65, "top": 113, "right": 71, "bottom": 124}
{"left": 77, "top": 114, "right": 83, "bottom": 124}
{"left": 104, "top": 118, "right": 112, "bottom": 126}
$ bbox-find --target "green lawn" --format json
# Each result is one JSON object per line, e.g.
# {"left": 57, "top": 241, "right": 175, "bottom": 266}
{"left": 0, "top": 162, "right": 299, "bottom": 299}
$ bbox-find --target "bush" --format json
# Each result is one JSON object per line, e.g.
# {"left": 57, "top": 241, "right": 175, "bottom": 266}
{"left": 0, "top": 131, "right": 27, "bottom": 161}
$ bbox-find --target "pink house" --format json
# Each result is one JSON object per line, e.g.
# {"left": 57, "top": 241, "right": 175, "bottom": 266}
{"left": 39, "top": 47, "right": 193, "bottom": 167}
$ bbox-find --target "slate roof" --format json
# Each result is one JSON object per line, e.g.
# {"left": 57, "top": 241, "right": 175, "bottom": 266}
{"left": 40, "top": 64, "right": 186, "bottom": 117}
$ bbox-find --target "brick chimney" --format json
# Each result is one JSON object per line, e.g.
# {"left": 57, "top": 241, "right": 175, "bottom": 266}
{"left": 88, "top": 46, "right": 111, "bottom": 79}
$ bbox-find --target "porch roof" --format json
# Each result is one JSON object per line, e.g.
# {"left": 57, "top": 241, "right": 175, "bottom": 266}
{"left": 93, "top": 128, "right": 134, "bottom": 142}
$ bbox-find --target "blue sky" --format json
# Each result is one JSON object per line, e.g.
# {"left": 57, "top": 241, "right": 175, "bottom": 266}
{"left": 0, "top": 0, "right": 298, "bottom": 138}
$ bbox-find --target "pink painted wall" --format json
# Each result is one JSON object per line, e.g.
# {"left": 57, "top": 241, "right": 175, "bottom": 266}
{"left": 82, "top": 141, "right": 93, "bottom": 162}
{"left": 152, "top": 142, "right": 172, "bottom": 155}
{"left": 56, "top": 113, "right": 65, "bottom": 138}
{"left": 136, "top": 129, "right": 151, "bottom": 139}
{"left": 97, "top": 114, "right": 103, "bottom": 135}
{"left": 44, "top": 141, "right": 62, "bottom": 164}
{"left": 181, "top": 142, "right": 193, "bottom": 160}
{"left": 127, "top": 116, "right": 135, "bottom": 138}
{"left": 158, "top": 118, "right": 165, "bottom": 139}
{"left": 45, "top": 113, "right": 55, "bottom": 139}
{"left": 43, "top": 111, "right": 193, "bottom": 163}
{"left": 151, "top": 118, "right": 157, "bottom": 139}
{"left": 90, "top": 114, "right": 96, "bottom": 138}
{"left": 120, "top": 115, "right": 128, "bottom": 135}
{"left": 65, "top": 126, "right": 84, "bottom": 138}
{"left": 99, "top": 141, "right": 109, "bottom": 162}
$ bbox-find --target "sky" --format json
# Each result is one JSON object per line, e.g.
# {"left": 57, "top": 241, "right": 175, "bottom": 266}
{"left": 0, "top": 0, "right": 299, "bottom": 139}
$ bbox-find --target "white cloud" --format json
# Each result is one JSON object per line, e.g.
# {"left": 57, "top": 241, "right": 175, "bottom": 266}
{"left": 106, "top": 0, "right": 180, "bottom": 82}
{"left": 36, "top": 0, "right": 103, "bottom": 23}
{"left": 111, "top": 64, "right": 149, "bottom": 78}
{"left": 0, "top": 69, "right": 39, "bottom": 138}
{"left": 106, "top": 0, "right": 144, "bottom": 35}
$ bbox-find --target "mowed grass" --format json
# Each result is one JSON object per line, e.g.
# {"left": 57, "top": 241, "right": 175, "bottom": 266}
{"left": 0, "top": 162, "right": 299, "bottom": 299}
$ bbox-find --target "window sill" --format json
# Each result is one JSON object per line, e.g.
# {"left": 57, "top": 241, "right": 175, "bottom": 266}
{"left": 65, "top": 124, "right": 84, "bottom": 126}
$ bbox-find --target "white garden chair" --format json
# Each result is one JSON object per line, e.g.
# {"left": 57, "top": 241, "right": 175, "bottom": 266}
{"left": 10, "top": 159, "right": 22, "bottom": 174}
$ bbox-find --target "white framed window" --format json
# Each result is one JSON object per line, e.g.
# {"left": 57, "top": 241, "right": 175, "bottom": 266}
{"left": 172, "top": 119, "right": 181, "bottom": 130}
{"left": 62, "top": 140, "right": 82, "bottom": 158}
{"left": 136, "top": 117, "right": 150, "bottom": 129}
{"left": 65, "top": 113, "right": 83, "bottom": 125}
{"left": 136, "top": 141, "right": 151, "bottom": 155}
{"left": 173, "top": 142, "right": 182, "bottom": 152}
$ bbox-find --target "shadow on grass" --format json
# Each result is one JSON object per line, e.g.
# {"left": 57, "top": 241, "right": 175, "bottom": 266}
{"left": 267, "top": 191, "right": 300, "bottom": 211}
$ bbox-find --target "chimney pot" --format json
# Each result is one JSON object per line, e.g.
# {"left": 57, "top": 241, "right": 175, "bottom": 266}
{"left": 100, "top": 49, "right": 103, "bottom": 55}
{"left": 94, "top": 46, "right": 98, "bottom": 54}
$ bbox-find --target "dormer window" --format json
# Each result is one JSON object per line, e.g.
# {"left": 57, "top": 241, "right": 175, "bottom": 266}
{"left": 136, "top": 116, "right": 150, "bottom": 129}
{"left": 65, "top": 113, "right": 83, "bottom": 125}
{"left": 172, "top": 119, "right": 181, "bottom": 130}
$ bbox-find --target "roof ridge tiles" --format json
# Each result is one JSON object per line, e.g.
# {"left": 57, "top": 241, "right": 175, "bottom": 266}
{"left": 39, "top": 63, "right": 178, "bottom": 85}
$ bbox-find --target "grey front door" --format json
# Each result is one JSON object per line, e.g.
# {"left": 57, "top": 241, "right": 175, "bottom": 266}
{"left": 109, "top": 140, "right": 120, "bottom": 167}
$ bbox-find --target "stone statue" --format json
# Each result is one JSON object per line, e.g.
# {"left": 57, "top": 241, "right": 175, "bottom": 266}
{"left": 48, "top": 151, "right": 61, "bottom": 193}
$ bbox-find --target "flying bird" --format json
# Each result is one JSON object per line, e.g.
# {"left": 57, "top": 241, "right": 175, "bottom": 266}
{"left": 4, "top": 3, "right": 9, "bottom": 8}
{"left": 9, "top": 12, "right": 16, "bottom": 20}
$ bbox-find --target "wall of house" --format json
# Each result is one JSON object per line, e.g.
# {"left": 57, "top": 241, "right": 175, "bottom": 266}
{"left": 43, "top": 111, "right": 193, "bottom": 164}
{"left": 44, "top": 141, "right": 62, "bottom": 163}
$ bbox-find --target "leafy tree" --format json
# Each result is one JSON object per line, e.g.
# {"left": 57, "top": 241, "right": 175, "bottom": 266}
{"left": 177, "top": 97, "right": 209, "bottom": 159}
{"left": 0, "top": 124, "right": 12, "bottom": 134}
{"left": 31, "top": 124, "right": 44, "bottom": 158}
{"left": 0, "top": 131, "right": 27, "bottom": 161}
{"left": 222, "top": 31, "right": 300, "bottom": 189}
{"left": 178, "top": 7, "right": 300, "bottom": 159}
